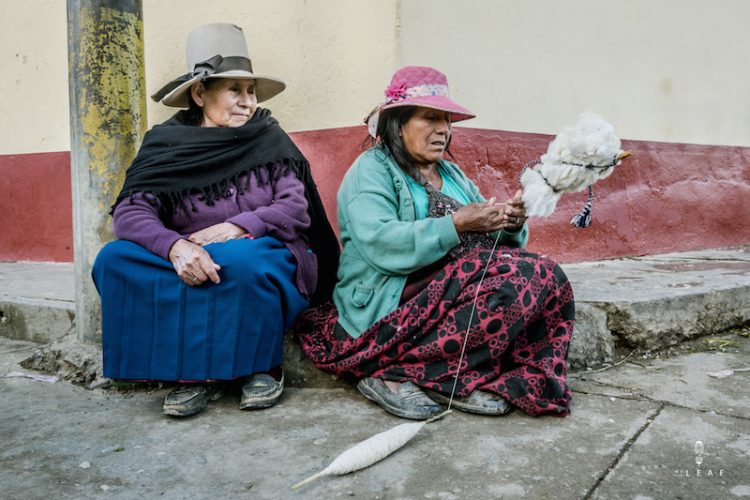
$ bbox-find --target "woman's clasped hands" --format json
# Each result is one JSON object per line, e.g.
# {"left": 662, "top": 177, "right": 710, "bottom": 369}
{"left": 452, "top": 189, "right": 527, "bottom": 234}
{"left": 168, "top": 222, "right": 247, "bottom": 286}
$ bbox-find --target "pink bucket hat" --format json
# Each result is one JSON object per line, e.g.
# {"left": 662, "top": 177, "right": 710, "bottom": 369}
{"left": 366, "top": 66, "right": 475, "bottom": 137}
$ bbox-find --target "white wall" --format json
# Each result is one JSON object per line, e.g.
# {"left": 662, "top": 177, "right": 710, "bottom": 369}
{"left": 0, "top": 0, "right": 400, "bottom": 155}
{"left": 400, "top": 0, "right": 750, "bottom": 146}
{"left": 143, "top": 0, "right": 400, "bottom": 131}
{"left": 2, "top": 0, "right": 748, "bottom": 155}
{"left": 0, "top": 0, "right": 69, "bottom": 154}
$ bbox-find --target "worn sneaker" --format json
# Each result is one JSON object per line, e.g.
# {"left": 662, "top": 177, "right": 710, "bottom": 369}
{"left": 163, "top": 383, "right": 224, "bottom": 417}
{"left": 356, "top": 377, "right": 443, "bottom": 420}
{"left": 425, "top": 389, "right": 512, "bottom": 416}
{"left": 239, "top": 372, "right": 284, "bottom": 410}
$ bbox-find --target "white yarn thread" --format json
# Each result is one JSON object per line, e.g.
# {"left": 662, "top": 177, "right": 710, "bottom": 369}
{"left": 446, "top": 228, "right": 504, "bottom": 409}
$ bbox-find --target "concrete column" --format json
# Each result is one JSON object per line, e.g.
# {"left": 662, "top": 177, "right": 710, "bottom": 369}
{"left": 67, "top": 0, "right": 146, "bottom": 343}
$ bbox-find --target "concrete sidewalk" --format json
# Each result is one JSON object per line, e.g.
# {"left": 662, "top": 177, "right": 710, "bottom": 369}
{"left": 1, "top": 332, "right": 748, "bottom": 499}
{"left": 1, "top": 247, "right": 749, "bottom": 498}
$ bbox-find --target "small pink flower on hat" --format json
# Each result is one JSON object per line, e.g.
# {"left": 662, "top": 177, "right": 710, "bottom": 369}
{"left": 365, "top": 66, "right": 476, "bottom": 138}
{"left": 385, "top": 82, "right": 407, "bottom": 103}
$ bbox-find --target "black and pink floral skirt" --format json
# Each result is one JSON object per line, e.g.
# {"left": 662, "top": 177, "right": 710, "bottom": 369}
{"left": 296, "top": 247, "right": 575, "bottom": 416}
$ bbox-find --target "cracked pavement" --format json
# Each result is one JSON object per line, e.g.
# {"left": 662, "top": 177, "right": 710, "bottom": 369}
{"left": 2, "top": 334, "right": 749, "bottom": 499}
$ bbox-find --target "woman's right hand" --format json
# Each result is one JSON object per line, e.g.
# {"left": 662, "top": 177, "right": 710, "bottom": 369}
{"left": 168, "top": 239, "right": 222, "bottom": 286}
{"left": 452, "top": 199, "right": 505, "bottom": 234}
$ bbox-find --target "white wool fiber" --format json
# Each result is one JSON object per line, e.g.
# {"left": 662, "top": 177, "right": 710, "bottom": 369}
{"left": 522, "top": 112, "right": 625, "bottom": 218}
{"left": 520, "top": 167, "right": 560, "bottom": 218}
{"left": 324, "top": 421, "right": 425, "bottom": 474}
{"left": 542, "top": 112, "right": 621, "bottom": 173}
{"left": 292, "top": 421, "right": 425, "bottom": 489}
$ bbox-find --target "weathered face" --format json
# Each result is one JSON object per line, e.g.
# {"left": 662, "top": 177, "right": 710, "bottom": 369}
{"left": 400, "top": 107, "right": 452, "bottom": 167}
{"left": 191, "top": 78, "right": 257, "bottom": 128}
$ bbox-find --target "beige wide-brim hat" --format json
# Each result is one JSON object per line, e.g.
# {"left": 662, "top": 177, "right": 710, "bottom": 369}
{"left": 152, "top": 23, "right": 286, "bottom": 108}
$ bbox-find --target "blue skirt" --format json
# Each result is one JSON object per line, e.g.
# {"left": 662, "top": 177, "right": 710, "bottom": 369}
{"left": 92, "top": 238, "right": 309, "bottom": 381}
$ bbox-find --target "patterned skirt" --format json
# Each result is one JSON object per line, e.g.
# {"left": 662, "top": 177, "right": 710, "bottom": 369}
{"left": 297, "top": 247, "right": 575, "bottom": 416}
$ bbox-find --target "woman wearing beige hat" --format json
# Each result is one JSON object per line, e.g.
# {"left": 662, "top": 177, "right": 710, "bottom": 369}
{"left": 298, "top": 66, "right": 574, "bottom": 420}
{"left": 93, "top": 23, "right": 339, "bottom": 417}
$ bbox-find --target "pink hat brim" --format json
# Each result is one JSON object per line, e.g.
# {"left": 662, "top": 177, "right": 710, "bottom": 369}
{"left": 381, "top": 95, "right": 475, "bottom": 122}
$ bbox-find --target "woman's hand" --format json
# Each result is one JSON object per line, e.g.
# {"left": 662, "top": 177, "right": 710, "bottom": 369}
{"left": 168, "top": 239, "right": 222, "bottom": 286}
{"left": 501, "top": 189, "right": 527, "bottom": 232}
{"left": 188, "top": 222, "right": 247, "bottom": 246}
{"left": 452, "top": 198, "right": 505, "bottom": 234}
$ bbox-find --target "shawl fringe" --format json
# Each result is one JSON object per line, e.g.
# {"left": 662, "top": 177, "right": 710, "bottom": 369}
{"left": 122, "top": 159, "right": 298, "bottom": 216}
{"left": 110, "top": 108, "right": 340, "bottom": 305}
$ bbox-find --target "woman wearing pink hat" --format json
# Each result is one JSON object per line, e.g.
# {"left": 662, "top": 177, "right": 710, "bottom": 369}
{"left": 298, "top": 67, "right": 574, "bottom": 420}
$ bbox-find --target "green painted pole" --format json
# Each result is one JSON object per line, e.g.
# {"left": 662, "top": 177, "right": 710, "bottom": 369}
{"left": 67, "top": 0, "right": 147, "bottom": 343}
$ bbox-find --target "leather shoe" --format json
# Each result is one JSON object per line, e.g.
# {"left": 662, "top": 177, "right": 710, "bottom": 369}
{"left": 163, "top": 384, "right": 223, "bottom": 417}
{"left": 425, "top": 389, "right": 512, "bottom": 416}
{"left": 240, "top": 372, "right": 284, "bottom": 410}
{"left": 356, "top": 377, "right": 443, "bottom": 420}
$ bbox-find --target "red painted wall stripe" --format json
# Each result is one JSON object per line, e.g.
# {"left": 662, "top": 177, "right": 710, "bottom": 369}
{"left": 448, "top": 128, "right": 750, "bottom": 262}
{"left": 0, "top": 151, "right": 73, "bottom": 262}
{"left": 2, "top": 127, "right": 748, "bottom": 263}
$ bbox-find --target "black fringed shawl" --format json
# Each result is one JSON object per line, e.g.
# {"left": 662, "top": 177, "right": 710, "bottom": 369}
{"left": 112, "top": 107, "right": 340, "bottom": 305}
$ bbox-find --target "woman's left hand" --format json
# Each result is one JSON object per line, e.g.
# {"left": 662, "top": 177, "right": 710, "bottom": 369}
{"left": 188, "top": 222, "right": 247, "bottom": 246}
{"left": 501, "top": 189, "right": 527, "bottom": 232}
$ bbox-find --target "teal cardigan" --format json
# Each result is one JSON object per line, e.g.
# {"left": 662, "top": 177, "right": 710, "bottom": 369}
{"left": 333, "top": 148, "right": 529, "bottom": 338}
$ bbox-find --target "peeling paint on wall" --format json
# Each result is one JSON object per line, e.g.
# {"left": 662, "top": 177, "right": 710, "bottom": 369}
{"left": 67, "top": 1, "right": 147, "bottom": 343}
{"left": 72, "top": 6, "right": 147, "bottom": 205}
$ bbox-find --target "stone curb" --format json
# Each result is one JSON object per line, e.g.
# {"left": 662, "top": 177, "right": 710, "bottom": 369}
{"left": 2, "top": 247, "right": 748, "bottom": 387}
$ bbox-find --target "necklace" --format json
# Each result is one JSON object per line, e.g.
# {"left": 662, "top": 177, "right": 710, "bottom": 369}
{"left": 416, "top": 165, "right": 443, "bottom": 190}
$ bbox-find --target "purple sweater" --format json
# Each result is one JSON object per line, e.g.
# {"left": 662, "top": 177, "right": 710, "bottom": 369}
{"left": 113, "top": 166, "right": 317, "bottom": 297}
